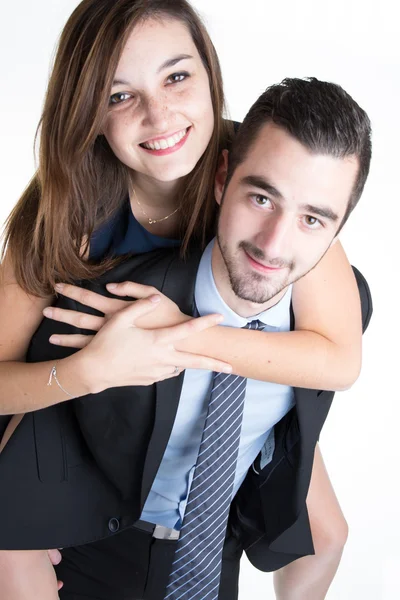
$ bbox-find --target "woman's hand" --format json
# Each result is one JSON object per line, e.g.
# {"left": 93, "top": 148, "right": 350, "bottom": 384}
{"left": 75, "top": 295, "right": 231, "bottom": 392}
{"left": 44, "top": 281, "right": 191, "bottom": 348}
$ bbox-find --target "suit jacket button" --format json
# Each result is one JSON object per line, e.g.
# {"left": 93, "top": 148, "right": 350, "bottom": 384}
{"left": 108, "top": 518, "right": 120, "bottom": 533}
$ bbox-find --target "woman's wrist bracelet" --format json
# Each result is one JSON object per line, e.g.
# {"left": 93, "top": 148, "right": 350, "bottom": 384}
{"left": 47, "top": 362, "right": 75, "bottom": 399}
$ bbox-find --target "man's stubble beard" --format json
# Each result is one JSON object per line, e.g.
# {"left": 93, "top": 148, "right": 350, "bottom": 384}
{"left": 216, "top": 235, "right": 296, "bottom": 304}
{"left": 217, "top": 233, "right": 335, "bottom": 305}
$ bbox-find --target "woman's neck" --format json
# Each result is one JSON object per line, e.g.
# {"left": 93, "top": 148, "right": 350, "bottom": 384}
{"left": 130, "top": 173, "right": 182, "bottom": 211}
{"left": 128, "top": 172, "right": 184, "bottom": 238}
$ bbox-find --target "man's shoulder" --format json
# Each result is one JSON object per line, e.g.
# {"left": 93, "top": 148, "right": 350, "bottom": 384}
{"left": 83, "top": 247, "right": 203, "bottom": 312}
{"left": 88, "top": 246, "right": 200, "bottom": 282}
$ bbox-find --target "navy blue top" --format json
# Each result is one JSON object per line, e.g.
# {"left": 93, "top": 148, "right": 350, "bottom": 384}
{"left": 89, "top": 121, "right": 240, "bottom": 260}
{"left": 89, "top": 198, "right": 181, "bottom": 260}
{"left": 89, "top": 122, "right": 239, "bottom": 260}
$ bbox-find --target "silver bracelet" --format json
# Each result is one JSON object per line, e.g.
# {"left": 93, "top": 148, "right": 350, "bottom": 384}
{"left": 47, "top": 363, "right": 75, "bottom": 398}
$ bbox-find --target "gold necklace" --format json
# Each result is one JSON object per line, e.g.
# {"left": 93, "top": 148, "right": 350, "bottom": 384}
{"left": 132, "top": 188, "right": 180, "bottom": 225}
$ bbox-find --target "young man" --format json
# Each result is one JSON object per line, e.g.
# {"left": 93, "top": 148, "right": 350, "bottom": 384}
{"left": 0, "top": 78, "right": 372, "bottom": 599}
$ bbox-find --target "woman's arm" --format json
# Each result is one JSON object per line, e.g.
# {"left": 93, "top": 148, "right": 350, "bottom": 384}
{"left": 0, "top": 252, "right": 229, "bottom": 415}
{"left": 179, "top": 241, "right": 362, "bottom": 390}
{"left": 0, "top": 251, "right": 93, "bottom": 415}
{"left": 46, "top": 242, "right": 362, "bottom": 392}
{"left": 178, "top": 241, "right": 361, "bottom": 390}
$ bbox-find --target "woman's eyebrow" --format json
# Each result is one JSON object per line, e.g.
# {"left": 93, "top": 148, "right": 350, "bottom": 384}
{"left": 112, "top": 77, "right": 131, "bottom": 86}
{"left": 157, "top": 53, "right": 194, "bottom": 73}
{"left": 112, "top": 54, "right": 194, "bottom": 86}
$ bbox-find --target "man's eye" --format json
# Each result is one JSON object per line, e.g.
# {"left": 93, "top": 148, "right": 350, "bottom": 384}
{"left": 252, "top": 195, "right": 272, "bottom": 207}
{"left": 303, "top": 215, "right": 321, "bottom": 228}
{"left": 166, "top": 71, "right": 189, "bottom": 84}
{"left": 109, "top": 92, "right": 132, "bottom": 105}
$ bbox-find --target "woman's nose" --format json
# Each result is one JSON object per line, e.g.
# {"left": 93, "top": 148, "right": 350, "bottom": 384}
{"left": 140, "top": 96, "right": 171, "bottom": 132}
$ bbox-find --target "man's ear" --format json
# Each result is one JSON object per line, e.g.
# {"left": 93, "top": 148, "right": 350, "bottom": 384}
{"left": 214, "top": 149, "right": 229, "bottom": 206}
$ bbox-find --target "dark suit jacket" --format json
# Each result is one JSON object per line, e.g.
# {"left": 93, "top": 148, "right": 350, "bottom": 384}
{"left": 0, "top": 248, "right": 372, "bottom": 572}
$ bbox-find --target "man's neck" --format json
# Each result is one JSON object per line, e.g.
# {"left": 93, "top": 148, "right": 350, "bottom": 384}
{"left": 211, "top": 242, "right": 287, "bottom": 318}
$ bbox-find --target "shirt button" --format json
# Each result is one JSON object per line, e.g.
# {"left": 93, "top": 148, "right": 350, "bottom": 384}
{"left": 108, "top": 518, "right": 120, "bottom": 533}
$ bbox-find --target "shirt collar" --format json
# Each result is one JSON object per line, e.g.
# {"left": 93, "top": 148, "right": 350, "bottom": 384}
{"left": 195, "top": 239, "right": 292, "bottom": 329}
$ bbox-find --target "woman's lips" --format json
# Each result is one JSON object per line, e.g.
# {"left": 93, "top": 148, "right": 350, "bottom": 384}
{"left": 139, "top": 127, "right": 191, "bottom": 156}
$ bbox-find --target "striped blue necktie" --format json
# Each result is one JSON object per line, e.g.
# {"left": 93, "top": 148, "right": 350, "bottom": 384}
{"left": 165, "top": 319, "right": 265, "bottom": 600}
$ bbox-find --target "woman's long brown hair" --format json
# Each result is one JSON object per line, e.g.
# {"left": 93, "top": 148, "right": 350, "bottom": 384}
{"left": 1, "top": 0, "right": 233, "bottom": 297}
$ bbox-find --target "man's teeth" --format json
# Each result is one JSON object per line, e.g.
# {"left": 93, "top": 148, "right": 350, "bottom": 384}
{"left": 142, "top": 128, "right": 187, "bottom": 150}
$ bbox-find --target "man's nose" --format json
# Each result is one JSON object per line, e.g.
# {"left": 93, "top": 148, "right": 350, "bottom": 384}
{"left": 256, "top": 216, "right": 292, "bottom": 258}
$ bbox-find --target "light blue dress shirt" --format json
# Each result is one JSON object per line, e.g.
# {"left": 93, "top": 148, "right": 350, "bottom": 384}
{"left": 141, "top": 240, "right": 295, "bottom": 529}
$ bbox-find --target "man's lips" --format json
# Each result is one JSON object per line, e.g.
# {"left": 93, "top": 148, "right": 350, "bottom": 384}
{"left": 244, "top": 250, "right": 284, "bottom": 273}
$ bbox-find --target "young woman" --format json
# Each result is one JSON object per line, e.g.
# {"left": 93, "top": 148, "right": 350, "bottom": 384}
{"left": 0, "top": 0, "right": 362, "bottom": 598}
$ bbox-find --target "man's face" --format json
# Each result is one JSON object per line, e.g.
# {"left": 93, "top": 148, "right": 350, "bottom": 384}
{"left": 214, "top": 123, "right": 359, "bottom": 311}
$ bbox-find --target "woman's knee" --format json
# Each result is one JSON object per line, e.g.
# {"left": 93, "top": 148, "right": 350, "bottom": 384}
{"left": 313, "top": 513, "right": 349, "bottom": 558}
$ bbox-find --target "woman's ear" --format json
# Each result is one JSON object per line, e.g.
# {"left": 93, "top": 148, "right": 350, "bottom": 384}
{"left": 214, "top": 149, "right": 229, "bottom": 206}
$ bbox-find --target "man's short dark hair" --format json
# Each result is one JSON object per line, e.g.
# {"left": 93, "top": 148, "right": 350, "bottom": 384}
{"left": 226, "top": 77, "right": 372, "bottom": 231}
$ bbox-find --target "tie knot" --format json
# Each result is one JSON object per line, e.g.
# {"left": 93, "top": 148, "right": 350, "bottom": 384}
{"left": 244, "top": 319, "right": 265, "bottom": 331}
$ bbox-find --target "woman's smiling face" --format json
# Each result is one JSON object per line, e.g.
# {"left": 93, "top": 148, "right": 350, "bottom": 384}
{"left": 102, "top": 16, "right": 215, "bottom": 184}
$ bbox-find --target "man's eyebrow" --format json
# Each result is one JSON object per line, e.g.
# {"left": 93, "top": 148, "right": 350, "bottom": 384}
{"left": 240, "top": 175, "right": 340, "bottom": 222}
{"left": 112, "top": 55, "right": 194, "bottom": 86}
{"left": 240, "top": 175, "right": 283, "bottom": 199}
{"left": 157, "top": 53, "right": 194, "bottom": 73}
{"left": 300, "top": 204, "right": 339, "bottom": 222}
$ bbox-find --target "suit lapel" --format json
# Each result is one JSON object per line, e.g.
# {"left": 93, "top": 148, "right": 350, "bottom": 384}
{"left": 140, "top": 248, "right": 203, "bottom": 508}
{"left": 140, "top": 374, "right": 185, "bottom": 508}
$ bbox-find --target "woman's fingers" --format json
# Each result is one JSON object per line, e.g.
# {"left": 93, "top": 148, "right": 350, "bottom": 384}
{"left": 43, "top": 307, "right": 105, "bottom": 331}
{"left": 111, "top": 295, "right": 161, "bottom": 326}
{"left": 159, "top": 368, "right": 185, "bottom": 381}
{"left": 49, "top": 334, "right": 94, "bottom": 348}
{"left": 47, "top": 303, "right": 232, "bottom": 375}
{"left": 61, "top": 300, "right": 230, "bottom": 390}
{"left": 157, "top": 314, "right": 232, "bottom": 373}
{"left": 172, "top": 350, "right": 232, "bottom": 374}
{"left": 54, "top": 283, "right": 127, "bottom": 314}
{"left": 106, "top": 281, "right": 159, "bottom": 299}
{"left": 48, "top": 297, "right": 161, "bottom": 348}
{"left": 156, "top": 315, "right": 232, "bottom": 373}
{"left": 161, "top": 313, "right": 224, "bottom": 343}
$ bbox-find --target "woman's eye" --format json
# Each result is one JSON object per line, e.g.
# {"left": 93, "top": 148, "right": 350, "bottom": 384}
{"left": 252, "top": 195, "right": 272, "bottom": 207}
{"left": 166, "top": 71, "right": 189, "bottom": 85}
{"left": 109, "top": 92, "right": 132, "bottom": 105}
{"left": 303, "top": 215, "right": 321, "bottom": 228}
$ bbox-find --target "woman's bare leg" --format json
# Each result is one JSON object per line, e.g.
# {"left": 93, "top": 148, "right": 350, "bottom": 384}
{"left": 0, "top": 418, "right": 61, "bottom": 598}
{"left": 0, "top": 422, "right": 63, "bottom": 598}
{"left": 273, "top": 444, "right": 348, "bottom": 600}
{"left": 0, "top": 549, "right": 60, "bottom": 599}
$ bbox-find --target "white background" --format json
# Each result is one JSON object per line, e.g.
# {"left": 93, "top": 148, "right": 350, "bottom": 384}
{"left": 0, "top": 1, "right": 399, "bottom": 599}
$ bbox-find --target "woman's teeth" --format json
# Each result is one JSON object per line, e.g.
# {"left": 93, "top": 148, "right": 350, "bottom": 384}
{"left": 141, "top": 128, "right": 188, "bottom": 150}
